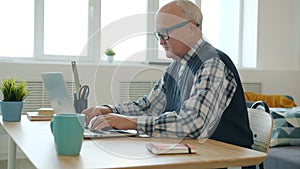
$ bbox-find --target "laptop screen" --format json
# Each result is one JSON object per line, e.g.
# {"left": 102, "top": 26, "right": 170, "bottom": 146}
{"left": 41, "top": 72, "right": 76, "bottom": 114}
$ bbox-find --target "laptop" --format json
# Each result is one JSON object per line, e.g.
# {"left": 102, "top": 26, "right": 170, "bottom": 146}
{"left": 84, "top": 128, "right": 137, "bottom": 138}
{"left": 41, "top": 72, "right": 75, "bottom": 114}
{"left": 41, "top": 71, "right": 137, "bottom": 138}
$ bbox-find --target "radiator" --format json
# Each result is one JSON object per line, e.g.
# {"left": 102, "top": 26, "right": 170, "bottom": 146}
{"left": 12, "top": 81, "right": 75, "bottom": 113}
{"left": 242, "top": 82, "right": 262, "bottom": 93}
{"left": 120, "top": 81, "right": 156, "bottom": 102}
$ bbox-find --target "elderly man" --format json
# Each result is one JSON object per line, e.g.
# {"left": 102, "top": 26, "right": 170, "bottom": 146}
{"left": 83, "top": 0, "right": 253, "bottom": 152}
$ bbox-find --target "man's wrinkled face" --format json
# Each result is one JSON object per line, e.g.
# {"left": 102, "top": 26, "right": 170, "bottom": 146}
{"left": 155, "top": 13, "right": 191, "bottom": 60}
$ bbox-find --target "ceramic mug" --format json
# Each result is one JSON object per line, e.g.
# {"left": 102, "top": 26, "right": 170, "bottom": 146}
{"left": 50, "top": 113, "right": 85, "bottom": 156}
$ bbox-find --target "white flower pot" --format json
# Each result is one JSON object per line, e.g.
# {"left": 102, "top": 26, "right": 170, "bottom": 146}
{"left": 107, "top": 56, "right": 114, "bottom": 63}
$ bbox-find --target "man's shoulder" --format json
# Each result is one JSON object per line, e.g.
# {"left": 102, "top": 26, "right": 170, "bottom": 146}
{"left": 196, "top": 41, "right": 237, "bottom": 70}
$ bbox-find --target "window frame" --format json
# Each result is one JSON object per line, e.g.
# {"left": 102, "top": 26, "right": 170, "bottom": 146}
{"left": 0, "top": 0, "right": 256, "bottom": 68}
{"left": 34, "top": 0, "right": 99, "bottom": 62}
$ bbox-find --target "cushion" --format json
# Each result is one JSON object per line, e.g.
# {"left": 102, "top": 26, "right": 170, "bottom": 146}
{"left": 270, "top": 107, "right": 300, "bottom": 147}
{"left": 244, "top": 92, "right": 297, "bottom": 108}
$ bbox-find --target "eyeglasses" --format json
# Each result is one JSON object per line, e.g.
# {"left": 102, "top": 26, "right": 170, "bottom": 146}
{"left": 154, "top": 20, "right": 192, "bottom": 41}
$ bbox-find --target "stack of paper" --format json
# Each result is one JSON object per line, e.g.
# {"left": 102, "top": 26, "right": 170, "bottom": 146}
{"left": 27, "top": 108, "right": 54, "bottom": 121}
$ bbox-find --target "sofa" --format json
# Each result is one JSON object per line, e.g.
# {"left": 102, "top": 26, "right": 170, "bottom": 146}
{"left": 247, "top": 96, "right": 300, "bottom": 169}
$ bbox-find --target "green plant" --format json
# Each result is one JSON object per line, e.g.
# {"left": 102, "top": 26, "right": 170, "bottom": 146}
{"left": 105, "top": 48, "right": 116, "bottom": 56}
{"left": 0, "top": 78, "right": 30, "bottom": 101}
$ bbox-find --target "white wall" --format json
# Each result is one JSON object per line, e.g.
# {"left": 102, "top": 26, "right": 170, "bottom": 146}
{"left": 257, "top": 0, "right": 300, "bottom": 70}
{"left": 0, "top": 0, "right": 299, "bottom": 160}
{"left": 296, "top": 0, "right": 300, "bottom": 67}
{"left": 239, "top": 69, "right": 300, "bottom": 104}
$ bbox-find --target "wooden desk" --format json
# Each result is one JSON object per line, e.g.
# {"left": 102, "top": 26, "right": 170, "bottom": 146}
{"left": 1, "top": 115, "right": 267, "bottom": 169}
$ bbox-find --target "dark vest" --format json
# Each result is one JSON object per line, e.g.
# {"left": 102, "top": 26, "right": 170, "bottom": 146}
{"left": 163, "top": 41, "right": 253, "bottom": 148}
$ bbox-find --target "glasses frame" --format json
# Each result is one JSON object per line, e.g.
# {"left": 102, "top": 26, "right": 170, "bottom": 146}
{"left": 154, "top": 20, "right": 192, "bottom": 41}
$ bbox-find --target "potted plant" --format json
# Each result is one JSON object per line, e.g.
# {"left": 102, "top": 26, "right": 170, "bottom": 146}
{"left": 0, "top": 78, "right": 29, "bottom": 122}
{"left": 105, "top": 48, "right": 116, "bottom": 63}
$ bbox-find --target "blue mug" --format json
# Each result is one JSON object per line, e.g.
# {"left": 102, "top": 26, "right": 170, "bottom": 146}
{"left": 50, "top": 114, "right": 85, "bottom": 156}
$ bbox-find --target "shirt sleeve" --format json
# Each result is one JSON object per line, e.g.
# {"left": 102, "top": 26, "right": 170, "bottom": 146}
{"left": 109, "top": 76, "right": 168, "bottom": 117}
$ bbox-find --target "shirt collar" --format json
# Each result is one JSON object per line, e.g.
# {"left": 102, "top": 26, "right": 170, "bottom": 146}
{"left": 179, "top": 38, "right": 203, "bottom": 65}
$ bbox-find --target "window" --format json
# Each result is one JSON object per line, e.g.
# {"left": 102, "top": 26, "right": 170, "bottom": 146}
{"left": 43, "top": 0, "right": 88, "bottom": 56}
{"left": 0, "top": 0, "right": 34, "bottom": 58}
{"left": 0, "top": 0, "right": 257, "bottom": 68}
{"left": 201, "top": 0, "right": 258, "bottom": 68}
{"left": 101, "top": 0, "right": 147, "bottom": 62}
{"left": 241, "top": 0, "right": 258, "bottom": 68}
{"left": 201, "top": 0, "right": 240, "bottom": 65}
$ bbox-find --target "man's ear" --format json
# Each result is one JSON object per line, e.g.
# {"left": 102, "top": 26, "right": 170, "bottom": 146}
{"left": 187, "top": 25, "right": 196, "bottom": 38}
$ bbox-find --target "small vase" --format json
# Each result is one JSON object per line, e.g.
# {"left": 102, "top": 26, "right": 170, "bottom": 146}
{"left": 107, "top": 55, "right": 114, "bottom": 63}
{"left": 0, "top": 100, "right": 24, "bottom": 122}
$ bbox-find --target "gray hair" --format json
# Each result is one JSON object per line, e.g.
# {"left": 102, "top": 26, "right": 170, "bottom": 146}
{"left": 175, "top": 0, "right": 203, "bottom": 28}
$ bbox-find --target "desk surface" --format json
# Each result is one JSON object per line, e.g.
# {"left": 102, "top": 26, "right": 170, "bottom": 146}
{"left": 1, "top": 115, "right": 267, "bottom": 169}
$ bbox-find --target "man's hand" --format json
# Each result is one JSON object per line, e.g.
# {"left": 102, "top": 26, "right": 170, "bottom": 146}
{"left": 82, "top": 106, "right": 112, "bottom": 127}
{"left": 90, "top": 114, "right": 137, "bottom": 131}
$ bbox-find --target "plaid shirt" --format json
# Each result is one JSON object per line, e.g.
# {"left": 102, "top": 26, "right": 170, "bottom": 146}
{"left": 110, "top": 39, "right": 237, "bottom": 138}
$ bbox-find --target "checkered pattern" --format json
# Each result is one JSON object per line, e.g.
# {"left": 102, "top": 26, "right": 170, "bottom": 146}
{"left": 110, "top": 39, "right": 237, "bottom": 138}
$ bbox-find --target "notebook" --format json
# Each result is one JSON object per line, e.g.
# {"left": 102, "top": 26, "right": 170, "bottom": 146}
{"left": 41, "top": 71, "right": 137, "bottom": 138}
